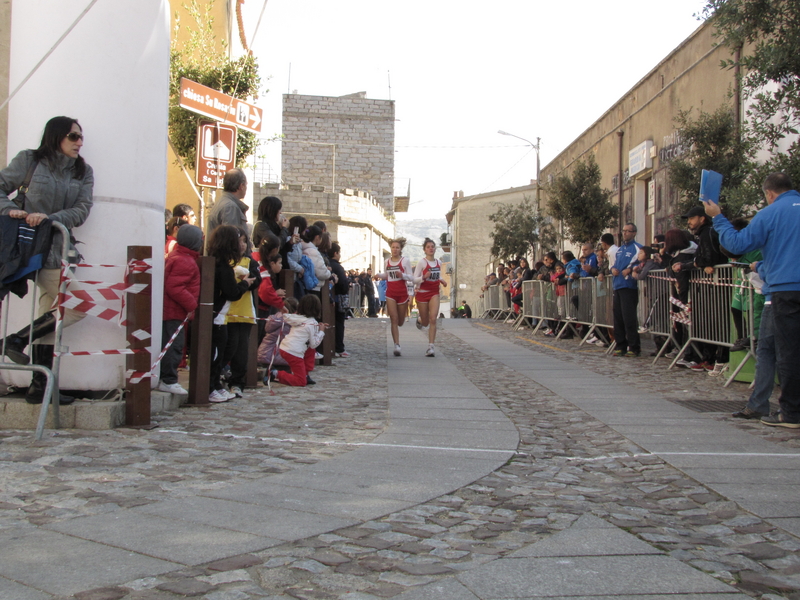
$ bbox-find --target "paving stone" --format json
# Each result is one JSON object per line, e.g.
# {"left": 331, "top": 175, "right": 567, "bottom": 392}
{"left": 74, "top": 587, "right": 129, "bottom": 600}
{"left": 3, "top": 319, "right": 800, "bottom": 599}
{"left": 205, "top": 554, "right": 264, "bottom": 571}
{"left": 155, "top": 578, "right": 215, "bottom": 596}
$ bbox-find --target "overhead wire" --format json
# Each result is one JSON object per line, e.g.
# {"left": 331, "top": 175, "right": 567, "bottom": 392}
{"left": 0, "top": 0, "right": 100, "bottom": 113}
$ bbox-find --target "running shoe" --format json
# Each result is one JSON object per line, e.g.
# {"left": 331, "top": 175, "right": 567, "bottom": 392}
{"left": 425, "top": 344, "right": 435, "bottom": 357}
{"left": 415, "top": 319, "right": 423, "bottom": 330}
{"left": 676, "top": 359, "right": 698, "bottom": 369}
{"left": 157, "top": 381, "right": 188, "bottom": 395}
{"left": 732, "top": 406, "right": 767, "bottom": 420}
{"left": 229, "top": 386, "right": 243, "bottom": 398}
{"left": 689, "top": 361, "right": 711, "bottom": 372}
{"left": 394, "top": 344, "right": 402, "bottom": 357}
{"left": 761, "top": 412, "right": 800, "bottom": 429}
{"left": 208, "top": 389, "right": 230, "bottom": 403}
{"left": 335, "top": 351, "right": 351, "bottom": 358}
{"left": 707, "top": 362, "right": 729, "bottom": 377}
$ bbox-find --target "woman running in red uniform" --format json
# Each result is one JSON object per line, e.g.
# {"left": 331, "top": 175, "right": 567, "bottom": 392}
{"left": 414, "top": 237, "right": 447, "bottom": 357}
{"left": 374, "top": 238, "right": 414, "bottom": 356}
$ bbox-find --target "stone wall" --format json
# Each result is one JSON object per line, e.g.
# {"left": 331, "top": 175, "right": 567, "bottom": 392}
{"left": 281, "top": 92, "right": 395, "bottom": 214}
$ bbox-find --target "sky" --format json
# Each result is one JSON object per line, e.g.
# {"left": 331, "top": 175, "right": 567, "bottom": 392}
{"left": 243, "top": 0, "right": 710, "bottom": 221}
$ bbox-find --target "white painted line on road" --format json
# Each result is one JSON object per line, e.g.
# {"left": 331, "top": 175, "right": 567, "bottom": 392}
{"left": 657, "top": 452, "right": 800, "bottom": 457}
{"left": 156, "top": 429, "right": 520, "bottom": 455}
{"left": 563, "top": 451, "right": 800, "bottom": 462}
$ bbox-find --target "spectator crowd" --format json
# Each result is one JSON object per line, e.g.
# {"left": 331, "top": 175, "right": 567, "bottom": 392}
{"left": 477, "top": 173, "right": 800, "bottom": 429}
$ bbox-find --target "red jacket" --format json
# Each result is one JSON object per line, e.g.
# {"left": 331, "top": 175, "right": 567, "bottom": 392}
{"left": 258, "top": 274, "right": 285, "bottom": 310}
{"left": 163, "top": 244, "right": 200, "bottom": 320}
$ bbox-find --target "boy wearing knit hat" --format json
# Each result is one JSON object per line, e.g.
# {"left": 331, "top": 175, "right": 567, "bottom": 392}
{"left": 159, "top": 225, "right": 203, "bottom": 395}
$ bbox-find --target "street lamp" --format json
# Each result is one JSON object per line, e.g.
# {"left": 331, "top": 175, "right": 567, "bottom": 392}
{"left": 498, "top": 130, "right": 541, "bottom": 205}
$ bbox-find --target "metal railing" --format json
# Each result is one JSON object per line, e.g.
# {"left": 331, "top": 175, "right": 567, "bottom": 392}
{"left": 1, "top": 221, "right": 70, "bottom": 439}
{"left": 488, "top": 265, "right": 759, "bottom": 386}
{"left": 348, "top": 283, "right": 365, "bottom": 317}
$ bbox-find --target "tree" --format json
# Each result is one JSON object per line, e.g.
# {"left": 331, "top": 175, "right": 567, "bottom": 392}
{"left": 667, "top": 105, "right": 758, "bottom": 218}
{"left": 703, "top": 0, "right": 800, "bottom": 187}
{"left": 169, "top": 0, "right": 262, "bottom": 170}
{"left": 546, "top": 155, "right": 618, "bottom": 245}
{"left": 488, "top": 195, "right": 556, "bottom": 261}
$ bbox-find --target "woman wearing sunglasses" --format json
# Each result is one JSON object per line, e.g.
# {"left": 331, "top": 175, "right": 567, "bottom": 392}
{"left": 0, "top": 116, "right": 94, "bottom": 404}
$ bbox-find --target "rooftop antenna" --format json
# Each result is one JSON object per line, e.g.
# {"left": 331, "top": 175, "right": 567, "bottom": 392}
{"left": 387, "top": 70, "right": 392, "bottom": 100}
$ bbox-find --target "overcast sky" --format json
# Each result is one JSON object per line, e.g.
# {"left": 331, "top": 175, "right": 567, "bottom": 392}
{"left": 244, "top": 0, "right": 709, "bottom": 221}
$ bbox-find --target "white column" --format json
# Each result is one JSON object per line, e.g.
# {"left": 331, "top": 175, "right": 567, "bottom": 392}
{"left": 5, "top": 0, "right": 170, "bottom": 389}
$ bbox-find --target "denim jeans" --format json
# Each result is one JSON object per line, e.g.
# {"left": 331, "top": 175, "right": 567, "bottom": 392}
{"left": 746, "top": 303, "right": 774, "bottom": 415}
{"left": 771, "top": 291, "right": 800, "bottom": 422}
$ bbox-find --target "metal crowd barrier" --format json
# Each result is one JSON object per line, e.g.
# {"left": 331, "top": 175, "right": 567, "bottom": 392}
{"left": 483, "top": 284, "right": 500, "bottom": 319}
{"left": 473, "top": 296, "right": 484, "bottom": 318}
{"left": 562, "top": 277, "right": 594, "bottom": 339}
{"left": 0, "top": 221, "right": 71, "bottom": 440}
{"left": 349, "top": 283, "right": 367, "bottom": 317}
{"left": 490, "top": 265, "right": 758, "bottom": 384}
{"left": 492, "top": 285, "right": 513, "bottom": 322}
{"left": 522, "top": 279, "right": 562, "bottom": 336}
{"left": 348, "top": 283, "right": 365, "bottom": 317}
{"left": 514, "top": 279, "right": 538, "bottom": 330}
{"left": 638, "top": 269, "right": 678, "bottom": 363}
{"left": 675, "top": 264, "right": 756, "bottom": 386}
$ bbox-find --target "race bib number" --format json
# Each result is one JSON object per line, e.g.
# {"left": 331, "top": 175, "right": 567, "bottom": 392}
{"left": 388, "top": 266, "right": 402, "bottom": 281}
{"left": 428, "top": 268, "right": 440, "bottom": 281}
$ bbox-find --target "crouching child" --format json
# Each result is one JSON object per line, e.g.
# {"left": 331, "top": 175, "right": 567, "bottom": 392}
{"left": 267, "top": 294, "right": 328, "bottom": 386}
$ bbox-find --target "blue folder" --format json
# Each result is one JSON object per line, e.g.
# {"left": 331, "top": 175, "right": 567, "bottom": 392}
{"left": 700, "top": 169, "right": 723, "bottom": 203}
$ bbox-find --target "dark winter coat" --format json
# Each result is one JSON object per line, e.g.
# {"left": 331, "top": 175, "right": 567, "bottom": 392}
{"left": 163, "top": 244, "right": 200, "bottom": 320}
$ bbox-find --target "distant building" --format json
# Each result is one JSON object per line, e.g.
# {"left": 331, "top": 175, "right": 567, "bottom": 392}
{"left": 255, "top": 91, "right": 402, "bottom": 272}
{"left": 282, "top": 92, "right": 398, "bottom": 214}
{"left": 446, "top": 183, "right": 538, "bottom": 311}
{"left": 539, "top": 20, "right": 739, "bottom": 243}
{"left": 449, "top": 19, "right": 743, "bottom": 311}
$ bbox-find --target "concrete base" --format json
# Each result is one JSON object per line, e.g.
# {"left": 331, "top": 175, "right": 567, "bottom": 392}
{"left": 0, "top": 397, "right": 126, "bottom": 430}
{"left": 0, "top": 389, "right": 186, "bottom": 431}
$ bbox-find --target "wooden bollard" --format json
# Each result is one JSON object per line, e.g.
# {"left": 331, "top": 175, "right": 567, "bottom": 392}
{"left": 125, "top": 246, "right": 152, "bottom": 426}
{"left": 320, "top": 284, "right": 334, "bottom": 366}
{"left": 187, "top": 255, "right": 214, "bottom": 405}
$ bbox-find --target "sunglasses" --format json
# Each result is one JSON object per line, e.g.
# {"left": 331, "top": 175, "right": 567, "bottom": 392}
{"left": 65, "top": 132, "right": 84, "bottom": 142}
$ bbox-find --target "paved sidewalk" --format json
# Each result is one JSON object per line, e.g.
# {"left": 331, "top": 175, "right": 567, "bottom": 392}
{"left": 0, "top": 317, "right": 798, "bottom": 599}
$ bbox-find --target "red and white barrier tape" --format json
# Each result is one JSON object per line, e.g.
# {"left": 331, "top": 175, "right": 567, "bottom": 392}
{"left": 668, "top": 297, "right": 692, "bottom": 326}
{"left": 127, "top": 314, "right": 191, "bottom": 384}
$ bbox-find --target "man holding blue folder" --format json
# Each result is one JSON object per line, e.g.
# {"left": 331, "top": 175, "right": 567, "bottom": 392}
{"left": 704, "top": 173, "right": 800, "bottom": 428}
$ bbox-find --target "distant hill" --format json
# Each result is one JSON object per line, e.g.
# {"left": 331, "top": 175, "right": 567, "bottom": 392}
{"left": 394, "top": 218, "right": 448, "bottom": 264}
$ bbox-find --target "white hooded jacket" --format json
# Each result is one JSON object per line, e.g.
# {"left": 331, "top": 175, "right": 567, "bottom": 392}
{"left": 279, "top": 313, "right": 325, "bottom": 358}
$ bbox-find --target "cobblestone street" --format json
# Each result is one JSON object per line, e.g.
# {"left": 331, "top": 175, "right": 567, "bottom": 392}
{"left": 1, "top": 318, "right": 799, "bottom": 600}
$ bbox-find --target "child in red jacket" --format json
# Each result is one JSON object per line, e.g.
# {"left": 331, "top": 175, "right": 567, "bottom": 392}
{"left": 159, "top": 225, "right": 202, "bottom": 395}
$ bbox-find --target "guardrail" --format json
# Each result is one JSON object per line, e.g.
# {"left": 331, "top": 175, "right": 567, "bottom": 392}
{"left": 495, "top": 265, "right": 758, "bottom": 387}
{"left": 1, "top": 222, "right": 70, "bottom": 439}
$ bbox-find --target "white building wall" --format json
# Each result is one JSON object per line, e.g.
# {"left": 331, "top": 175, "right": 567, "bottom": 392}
{"left": 4, "top": 0, "right": 170, "bottom": 390}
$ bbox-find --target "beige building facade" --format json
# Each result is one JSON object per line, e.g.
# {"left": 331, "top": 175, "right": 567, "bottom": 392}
{"left": 446, "top": 183, "right": 538, "bottom": 310}
{"left": 539, "top": 21, "right": 739, "bottom": 245}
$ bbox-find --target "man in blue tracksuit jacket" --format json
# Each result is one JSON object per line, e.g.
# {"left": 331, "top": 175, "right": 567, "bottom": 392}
{"left": 611, "top": 223, "right": 643, "bottom": 356}
{"left": 704, "top": 172, "right": 800, "bottom": 428}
